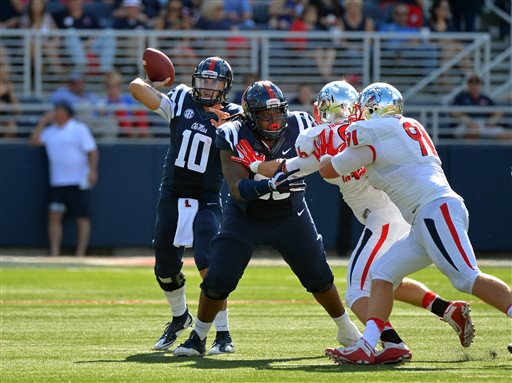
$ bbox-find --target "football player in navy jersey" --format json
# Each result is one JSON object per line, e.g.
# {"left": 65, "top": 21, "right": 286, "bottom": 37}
{"left": 129, "top": 57, "right": 242, "bottom": 354}
{"left": 173, "top": 80, "right": 361, "bottom": 356}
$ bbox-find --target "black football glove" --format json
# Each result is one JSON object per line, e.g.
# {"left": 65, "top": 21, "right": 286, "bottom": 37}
{"left": 268, "top": 162, "right": 305, "bottom": 193}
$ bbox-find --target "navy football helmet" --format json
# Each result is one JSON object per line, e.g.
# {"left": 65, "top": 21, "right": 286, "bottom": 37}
{"left": 242, "top": 80, "right": 288, "bottom": 140}
{"left": 192, "top": 57, "right": 233, "bottom": 106}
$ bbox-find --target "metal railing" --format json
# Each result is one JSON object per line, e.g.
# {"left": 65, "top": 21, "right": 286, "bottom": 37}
{"left": 1, "top": 103, "right": 510, "bottom": 145}
{"left": 0, "top": 29, "right": 500, "bottom": 102}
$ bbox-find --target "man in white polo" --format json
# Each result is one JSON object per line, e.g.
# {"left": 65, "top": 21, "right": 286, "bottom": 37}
{"left": 30, "top": 102, "right": 99, "bottom": 256}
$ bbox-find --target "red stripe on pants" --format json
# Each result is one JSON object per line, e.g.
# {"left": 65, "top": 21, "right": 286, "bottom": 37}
{"left": 440, "top": 202, "right": 474, "bottom": 270}
{"left": 360, "top": 224, "right": 389, "bottom": 289}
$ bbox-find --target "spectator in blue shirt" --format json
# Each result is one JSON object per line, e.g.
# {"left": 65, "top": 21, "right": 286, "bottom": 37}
{"left": 451, "top": 74, "right": 510, "bottom": 139}
{"left": 224, "top": 0, "right": 254, "bottom": 30}
{"left": 50, "top": 71, "right": 100, "bottom": 110}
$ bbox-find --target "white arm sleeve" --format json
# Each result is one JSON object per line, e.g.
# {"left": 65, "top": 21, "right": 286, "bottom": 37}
{"left": 153, "top": 94, "right": 173, "bottom": 123}
{"left": 331, "top": 146, "right": 374, "bottom": 176}
{"left": 285, "top": 155, "right": 319, "bottom": 177}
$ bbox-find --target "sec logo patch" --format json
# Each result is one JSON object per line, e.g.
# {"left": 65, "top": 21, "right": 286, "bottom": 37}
{"left": 184, "top": 109, "right": 194, "bottom": 119}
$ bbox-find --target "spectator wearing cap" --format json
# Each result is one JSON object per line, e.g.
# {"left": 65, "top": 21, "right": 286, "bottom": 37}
{"left": 112, "top": 0, "right": 150, "bottom": 75}
{"left": 112, "top": 0, "right": 161, "bottom": 27}
{"left": 29, "top": 102, "right": 99, "bottom": 257}
{"left": 113, "top": 0, "right": 149, "bottom": 30}
{"left": 50, "top": 71, "right": 100, "bottom": 110}
{"left": 451, "top": 74, "right": 511, "bottom": 140}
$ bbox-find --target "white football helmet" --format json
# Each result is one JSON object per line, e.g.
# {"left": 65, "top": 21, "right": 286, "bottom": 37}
{"left": 314, "top": 80, "right": 359, "bottom": 124}
{"left": 358, "top": 82, "right": 403, "bottom": 120}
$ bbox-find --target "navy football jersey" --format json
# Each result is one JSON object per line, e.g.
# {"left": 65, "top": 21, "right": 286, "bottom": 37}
{"left": 216, "top": 111, "right": 316, "bottom": 219}
{"left": 155, "top": 84, "right": 242, "bottom": 200}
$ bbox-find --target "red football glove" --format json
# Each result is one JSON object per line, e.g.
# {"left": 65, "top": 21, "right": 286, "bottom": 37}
{"left": 230, "top": 139, "right": 266, "bottom": 172}
{"left": 312, "top": 129, "right": 338, "bottom": 161}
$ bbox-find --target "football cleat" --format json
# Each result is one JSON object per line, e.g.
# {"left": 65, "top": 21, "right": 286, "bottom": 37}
{"left": 507, "top": 344, "right": 512, "bottom": 353}
{"left": 173, "top": 330, "right": 206, "bottom": 357}
{"left": 209, "top": 331, "right": 235, "bottom": 355}
{"left": 337, "top": 322, "right": 362, "bottom": 347}
{"left": 153, "top": 311, "right": 194, "bottom": 350}
{"left": 375, "top": 341, "right": 412, "bottom": 364}
{"left": 325, "top": 338, "right": 376, "bottom": 365}
{"left": 442, "top": 301, "right": 475, "bottom": 347}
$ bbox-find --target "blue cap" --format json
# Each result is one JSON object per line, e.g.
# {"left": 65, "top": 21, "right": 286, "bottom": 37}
{"left": 54, "top": 101, "right": 74, "bottom": 117}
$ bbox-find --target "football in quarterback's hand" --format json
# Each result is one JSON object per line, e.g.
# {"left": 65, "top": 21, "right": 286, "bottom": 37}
{"left": 143, "top": 48, "right": 175, "bottom": 84}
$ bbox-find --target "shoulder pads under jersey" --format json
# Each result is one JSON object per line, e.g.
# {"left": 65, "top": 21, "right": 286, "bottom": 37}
{"left": 344, "top": 120, "right": 374, "bottom": 148}
{"left": 216, "top": 120, "right": 241, "bottom": 152}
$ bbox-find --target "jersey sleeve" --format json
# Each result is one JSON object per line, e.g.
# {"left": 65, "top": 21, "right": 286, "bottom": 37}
{"left": 153, "top": 84, "right": 191, "bottom": 123}
{"left": 292, "top": 111, "right": 316, "bottom": 133}
{"left": 153, "top": 94, "right": 172, "bottom": 123}
{"left": 331, "top": 146, "right": 374, "bottom": 176}
{"left": 224, "top": 102, "right": 243, "bottom": 115}
{"left": 344, "top": 121, "right": 374, "bottom": 148}
{"left": 215, "top": 121, "right": 239, "bottom": 152}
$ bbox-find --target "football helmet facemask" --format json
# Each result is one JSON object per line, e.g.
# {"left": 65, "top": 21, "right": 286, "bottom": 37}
{"left": 242, "top": 80, "right": 288, "bottom": 140}
{"left": 314, "top": 80, "right": 359, "bottom": 124}
{"left": 192, "top": 57, "right": 233, "bottom": 106}
{"left": 358, "top": 82, "right": 403, "bottom": 120}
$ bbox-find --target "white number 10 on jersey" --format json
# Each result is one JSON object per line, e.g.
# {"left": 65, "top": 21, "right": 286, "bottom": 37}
{"left": 175, "top": 130, "right": 212, "bottom": 173}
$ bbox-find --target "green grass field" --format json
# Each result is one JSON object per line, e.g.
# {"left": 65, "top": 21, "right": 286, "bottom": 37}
{"left": 1, "top": 258, "right": 511, "bottom": 383}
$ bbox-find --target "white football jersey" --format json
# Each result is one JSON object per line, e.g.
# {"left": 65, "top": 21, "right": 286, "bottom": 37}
{"left": 295, "top": 122, "right": 403, "bottom": 225}
{"left": 344, "top": 116, "right": 462, "bottom": 223}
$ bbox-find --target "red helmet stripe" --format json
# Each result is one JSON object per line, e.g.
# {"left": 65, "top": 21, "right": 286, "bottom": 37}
{"left": 263, "top": 82, "right": 276, "bottom": 99}
{"left": 208, "top": 58, "right": 216, "bottom": 71}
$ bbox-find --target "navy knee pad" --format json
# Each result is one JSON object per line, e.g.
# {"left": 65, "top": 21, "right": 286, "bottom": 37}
{"left": 200, "top": 281, "right": 230, "bottom": 300}
{"left": 307, "top": 276, "right": 334, "bottom": 293}
{"left": 156, "top": 272, "right": 186, "bottom": 292}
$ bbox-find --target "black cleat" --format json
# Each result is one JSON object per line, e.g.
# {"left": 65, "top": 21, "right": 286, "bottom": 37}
{"left": 209, "top": 331, "right": 235, "bottom": 355}
{"left": 173, "top": 330, "right": 207, "bottom": 356}
{"left": 153, "top": 311, "right": 194, "bottom": 350}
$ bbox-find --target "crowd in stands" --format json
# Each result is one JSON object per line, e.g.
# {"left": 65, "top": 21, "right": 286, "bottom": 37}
{"left": 2, "top": 0, "right": 502, "bottom": 34}
{"left": 0, "top": 0, "right": 510, "bottom": 140}
{"left": 1, "top": 0, "right": 505, "bottom": 74}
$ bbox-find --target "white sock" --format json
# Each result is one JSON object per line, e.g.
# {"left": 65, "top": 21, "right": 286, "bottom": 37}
{"left": 163, "top": 285, "right": 187, "bottom": 317}
{"left": 363, "top": 320, "right": 383, "bottom": 349}
{"left": 333, "top": 311, "right": 361, "bottom": 335}
{"left": 194, "top": 318, "right": 213, "bottom": 340}
{"left": 214, "top": 309, "right": 229, "bottom": 332}
{"left": 506, "top": 304, "right": 512, "bottom": 318}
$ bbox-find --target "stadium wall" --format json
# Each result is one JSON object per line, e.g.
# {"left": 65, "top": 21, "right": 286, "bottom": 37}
{"left": 1, "top": 144, "right": 511, "bottom": 252}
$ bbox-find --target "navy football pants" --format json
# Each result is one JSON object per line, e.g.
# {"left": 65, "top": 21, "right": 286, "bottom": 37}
{"left": 204, "top": 200, "right": 333, "bottom": 296}
{"left": 153, "top": 190, "right": 221, "bottom": 279}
